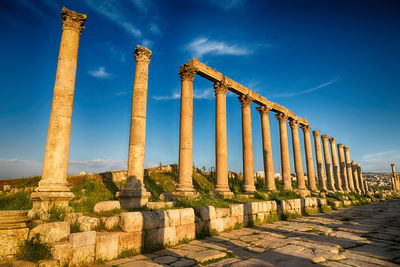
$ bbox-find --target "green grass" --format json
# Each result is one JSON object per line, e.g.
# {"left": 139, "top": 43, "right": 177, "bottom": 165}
{"left": 118, "top": 248, "right": 139, "bottom": 259}
{"left": 144, "top": 172, "right": 178, "bottom": 201}
{"left": 199, "top": 251, "right": 235, "bottom": 265}
{"left": 70, "top": 220, "right": 82, "bottom": 233}
{"left": 319, "top": 205, "right": 331, "bottom": 213}
{"left": 17, "top": 234, "right": 52, "bottom": 263}
{"left": 267, "top": 190, "right": 301, "bottom": 201}
{"left": 265, "top": 211, "right": 279, "bottom": 224}
{"left": 281, "top": 212, "right": 302, "bottom": 221}
{"left": 48, "top": 206, "right": 66, "bottom": 222}
{"left": 11, "top": 176, "right": 41, "bottom": 188}
{"left": 0, "top": 189, "right": 32, "bottom": 210}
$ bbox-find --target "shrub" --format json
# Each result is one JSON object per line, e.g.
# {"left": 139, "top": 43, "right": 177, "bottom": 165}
{"left": 265, "top": 211, "right": 279, "bottom": 224}
{"left": 319, "top": 205, "right": 331, "bottom": 213}
{"left": 229, "top": 176, "right": 243, "bottom": 194}
{"left": 48, "top": 206, "right": 66, "bottom": 222}
{"left": 281, "top": 212, "right": 302, "bottom": 221}
{"left": 267, "top": 190, "right": 300, "bottom": 201}
{"left": 70, "top": 220, "right": 82, "bottom": 233}
{"left": 17, "top": 234, "right": 52, "bottom": 262}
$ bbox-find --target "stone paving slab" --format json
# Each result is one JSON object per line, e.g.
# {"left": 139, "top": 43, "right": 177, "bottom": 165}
{"left": 94, "top": 199, "right": 400, "bottom": 267}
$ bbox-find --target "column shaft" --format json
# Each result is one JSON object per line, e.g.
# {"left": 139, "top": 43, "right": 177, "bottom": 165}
{"left": 329, "top": 137, "right": 342, "bottom": 191}
{"left": 357, "top": 164, "right": 365, "bottom": 193}
{"left": 344, "top": 146, "right": 355, "bottom": 191}
{"left": 313, "top": 130, "right": 327, "bottom": 192}
{"left": 301, "top": 125, "right": 317, "bottom": 191}
{"left": 337, "top": 144, "right": 349, "bottom": 192}
{"left": 351, "top": 161, "right": 360, "bottom": 192}
{"left": 321, "top": 135, "right": 335, "bottom": 191}
{"left": 276, "top": 113, "right": 292, "bottom": 190}
{"left": 289, "top": 120, "right": 305, "bottom": 190}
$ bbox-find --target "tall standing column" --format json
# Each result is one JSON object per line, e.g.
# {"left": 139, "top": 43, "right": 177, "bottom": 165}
{"left": 174, "top": 64, "right": 197, "bottom": 196}
{"left": 329, "top": 137, "right": 342, "bottom": 191}
{"left": 321, "top": 135, "right": 335, "bottom": 191}
{"left": 214, "top": 82, "right": 233, "bottom": 197}
{"left": 351, "top": 161, "right": 361, "bottom": 193}
{"left": 118, "top": 46, "right": 152, "bottom": 208}
{"left": 357, "top": 164, "right": 365, "bottom": 193}
{"left": 337, "top": 144, "right": 349, "bottom": 192}
{"left": 276, "top": 113, "right": 292, "bottom": 190}
{"left": 289, "top": 120, "right": 306, "bottom": 190}
{"left": 391, "top": 164, "right": 400, "bottom": 191}
{"left": 344, "top": 146, "right": 355, "bottom": 192}
{"left": 239, "top": 95, "right": 256, "bottom": 193}
{"left": 313, "top": 130, "right": 327, "bottom": 192}
{"left": 30, "top": 8, "right": 87, "bottom": 215}
{"left": 301, "top": 125, "right": 317, "bottom": 192}
{"left": 256, "top": 105, "right": 276, "bottom": 191}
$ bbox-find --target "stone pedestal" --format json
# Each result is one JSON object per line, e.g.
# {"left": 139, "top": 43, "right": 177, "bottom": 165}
{"left": 239, "top": 95, "right": 256, "bottom": 193}
{"left": 301, "top": 125, "right": 317, "bottom": 192}
{"left": 321, "top": 135, "right": 335, "bottom": 191}
{"left": 276, "top": 113, "right": 292, "bottom": 191}
{"left": 344, "top": 146, "right": 355, "bottom": 192}
{"left": 313, "top": 130, "right": 327, "bottom": 192}
{"left": 256, "top": 105, "right": 276, "bottom": 191}
{"left": 329, "top": 137, "right": 342, "bottom": 191}
{"left": 337, "top": 143, "right": 350, "bottom": 192}
{"left": 289, "top": 120, "right": 306, "bottom": 190}
{"left": 117, "top": 46, "right": 152, "bottom": 209}
{"left": 214, "top": 82, "right": 234, "bottom": 198}
{"left": 30, "top": 8, "right": 87, "bottom": 215}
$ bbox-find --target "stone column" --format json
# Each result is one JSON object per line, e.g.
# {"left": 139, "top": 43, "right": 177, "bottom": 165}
{"left": 313, "top": 130, "right": 327, "bottom": 192}
{"left": 337, "top": 143, "right": 349, "bottom": 192}
{"left": 239, "top": 95, "right": 256, "bottom": 193}
{"left": 321, "top": 135, "right": 335, "bottom": 191}
{"left": 276, "top": 113, "right": 292, "bottom": 190}
{"left": 351, "top": 161, "right": 361, "bottom": 193}
{"left": 344, "top": 146, "right": 355, "bottom": 192}
{"left": 289, "top": 120, "right": 306, "bottom": 190}
{"left": 30, "top": 8, "right": 87, "bottom": 215}
{"left": 329, "top": 137, "right": 342, "bottom": 191}
{"left": 256, "top": 105, "right": 276, "bottom": 191}
{"left": 391, "top": 164, "right": 399, "bottom": 191}
{"left": 214, "top": 82, "right": 233, "bottom": 198}
{"left": 301, "top": 125, "right": 317, "bottom": 192}
{"left": 357, "top": 164, "right": 365, "bottom": 193}
{"left": 117, "top": 46, "right": 152, "bottom": 208}
{"left": 174, "top": 64, "right": 197, "bottom": 196}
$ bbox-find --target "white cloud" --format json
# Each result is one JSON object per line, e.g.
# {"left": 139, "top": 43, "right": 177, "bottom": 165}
{"left": 186, "top": 37, "right": 251, "bottom": 58}
{"left": 88, "top": 67, "right": 111, "bottom": 78}
{"left": 68, "top": 159, "right": 126, "bottom": 173}
{"left": 360, "top": 151, "right": 400, "bottom": 172}
{"left": 152, "top": 91, "right": 181, "bottom": 101}
{"left": 208, "top": 0, "right": 246, "bottom": 10}
{"left": 152, "top": 88, "right": 216, "bottom": 101}
{"left": 84, "top": 0, "right": 142, "bottom": 38}
{"left": 141, "top": 39, "right": 153, "bottom": 48}
{"left": 129, "top": 0, "right": 149, "bottom": 14}
{"left": 149, "top": 22, "right": 161, "bottom": 35}
{"left": 0, "top": 159, "right": 42, "bottom": 179}
{"left": 272, "top": 78, "right": 339, "bottom": 98}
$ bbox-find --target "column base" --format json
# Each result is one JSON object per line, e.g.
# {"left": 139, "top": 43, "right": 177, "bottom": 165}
{"left": 117, "top": 188, "right": 151, "bottom": 209}
{"left": 296, "top": 189, "right": 311, "bottom": 198}
{"left": 214, "top": 189, "right": 234, "bottom": 199}
{"left": 29, "top": 190, "right": 74, "bottom": 218}
{"left": 243, "top": 184, "right": 257, "bottom": 193}
{"left": 172, "top": 190, "right": 199, "bottom": 199}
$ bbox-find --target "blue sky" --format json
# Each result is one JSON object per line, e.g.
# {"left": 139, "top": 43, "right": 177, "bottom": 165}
{"left": 1, "top": 0, "right": 399, "bottom": 178}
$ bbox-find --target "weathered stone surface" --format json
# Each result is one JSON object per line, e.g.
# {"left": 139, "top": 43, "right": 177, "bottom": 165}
{"left": 210, "top": 218, "right": 224, "bottom": 233}
{"left": 165, "top": 209, "right": 181, "bottom": 227}
{"left": 95, "top": 232, "right": 120, "bottom": 261}
{"left": 93, "top": 200, "right": 121, "bottom": 213}
{"left": 143, "top": 211, "right": 161, "bottom": 230}
{"left": 180, "top": 208, "right": 195, "bottom": 225}
{"left": 70, "top": 244, "right": 95, "bottom": 265}
{"left": 280, "top": 198, "right": 302, "bottom": 215}
{"left": 119, "top": 212, "right": 143, "bottom": 232}
{"left": 69, "top": 231, "right": 96, "bottom": 248}
{"left": 215, "top": 208, "right": 230, "bottom": 218}
{"left": 153, "top": 255, "right": 178, "bottom": 264}
{"left": 77, "top": 216, "right": 99, "bottom": 232}
{"left": 105, "top": 216, "right": 120, "bottom": 230}
{"left": 118, "top": 231, "right": 142, "bottom": 254}
{"left": 176, "top": 223, "right": 195, "bottom": 241}
{"left": 187, "top": 249, "right": 227, "bottom": 263}
{"left": 64, "top": 212, "right": 82, "bottom": 223}
{"left": 29, "top": 222, "right": 70, "bottom": 243}
{"left": 230, "top": 204, "right": 244, "bottom": 217}
{"left": 51, "top": 242, "right": 72, "bottom": 265}
{"left": 171, "top": 259, "right": 196, "bottom": 266}
{"left": 37, "top": 259, "right": 59, "bottom": 267}
{"left": 0, "top": 228, "right": 29, "bottom": 260}
{"left": 195, "top": 206, "right": 216, "bottom": 220}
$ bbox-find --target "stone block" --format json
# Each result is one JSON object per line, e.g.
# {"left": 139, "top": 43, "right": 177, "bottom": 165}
{"left": 317, "top": 198, "right": 327, "bottom": 206}
{"left": 195, "top": 221, "right": 209, "bottom": 235}
{"left": 29, "top": 222, "right": 70, "bottom": 243}
{"left": 210, "top": 218, "right": 224, "bottom": 233}
{"left": 105, "top": 216, "right": 120, "bottom": 230}
{"left": 69, "top": 231, "right": 96, "bottom": 248}
{"left": 215, "top": 208, "right": 230, "bottom": 218}
{"left": 342, "top": 200, "right": 352, "bottom": 207}
{"left": 119, "top": 212, "right": 143, "bottom": 232}
{"left": 95, "top": 232, "right": 120, "bottom": 261}
{"left": 161, "top": 226, "right": 177, "bottom": 245}
{"left": 143, "top": 211, "right": 161, "bottom": 229}
{"left": 0, "top": 228, "right": 29, "bottom": 260}
{"left": 144, "top": 228, "right": 162, "bottom": 249}
{"left": 147, "top": 202, "right": 165, "bottom": 210}
{"left": 223, "top": 217, "right": 235, "bottom": 230}
{"left": 93, "top": 200, "right": 121, "bottom": 213}
{"left": 176, "top": 223, "right": 195, "bottom": 241}
{"left": 77, "top": 216, "right": 100, "bottom": 232}
{"left": 64, "top": 212, "right": 82, "bottom": 223}
{"left": 243, "top": 202, "right": 260, "bottom": 215}
{"left": 280, "top": 199, "right": 302, "bottom": 215}
{"left": 38, "top": 260, "right": 59, "bottom": 267}
{"left": 51, "top": 242, "right": 72, "bottom": 266}
{"left": 118, "top": 231, "right": 142, "bottom": 254}
{"left": 180, "top": 208, "right": 195, "bottom": 225}
{"left": 70, "top": 244, "right": 95, "bottom": 266}
{"left": 195, "top": 206, "right": 215, "bottom": 221}
{"left": 165, "top": 209, "right": 181, "bottom": 227}
{"left": 230, "top": 204, "right": 244, "bottom": 217}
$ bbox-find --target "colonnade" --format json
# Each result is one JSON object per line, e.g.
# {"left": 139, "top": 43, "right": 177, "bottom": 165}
{"left": 391, "top": 164, "right": 400, "bottom": 191}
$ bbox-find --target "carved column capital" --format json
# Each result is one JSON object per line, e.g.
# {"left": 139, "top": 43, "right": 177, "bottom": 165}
{"left": 134, "top": 45, "right": 152, "bottom": 63}
{"left": 356, "top": 163, "right": 361, "bottom": 168}
{"left": 213, "top": 81, "right": 228, "bottom": 95}
{"left": 300, "top": 125, "right": 312, "bottom": 133}
{"left": 288, "top": 119, "right": 299, "bottom": 129}
{"left": 312, "top": 130, "right": 320, "bottom": 138}
{"left": 321, "top": 134, "right": 329, "bottom": 142}
{"left": 351, "top": 161, "right": 356, "bottom": 166}
{"left": 392, "top": 164, "right": 396, "bottom": 168}
{"left": 328, "top": 137, "right": 336, "bottom": 143}
{"left": 178, "top": 64, "right": 196, "bottom": 81}
{"left": 238, "top": 95, "right": 253, "bottom": 107}
{"left": 275, "top": 112, "right": 288, "bottom": 123}
{"left": 256, "top": 105, "right": 271, "bottom": 115}
{"left": 61, "top": 7, "right": 87, "bottom": 34}
{"left": 343, "top": 145, "right": 349, "bottom": 151}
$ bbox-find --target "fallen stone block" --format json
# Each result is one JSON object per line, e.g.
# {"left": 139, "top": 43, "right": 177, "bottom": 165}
{"left": 29, "top": 222, "right": 70, "bottom": 243}
{"left": 119, "top": 212, "right": 143, "bottom": 232}
{"left": 93, "top": 200, "right": 121, "bottom": 213}
{"left": 77, "top": 216, "right": 99, "bottom": 232}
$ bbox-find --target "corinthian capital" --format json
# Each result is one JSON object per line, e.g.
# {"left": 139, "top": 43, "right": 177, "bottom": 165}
{"left": 275, "top": 112, "right": 288, "bottom": 123}
{"left": 256, "top": 105, "right": 271, "bottom": 115}
{"left": 61, "top": 7, "right": 87, "bottom": 34}
{"left": 321, "top": 134, "right": 329, "bottom": 142}
{"left": 343, "top": 145, "right": 349, "bottom": 151}
{"left": 328, "top": 137, "right": 336, "bottom": 143}
{"left": 300, "top": 125, "right": 312, "bottom": 133}
{"left": 238, "top": 95, "right": 253, "bottom": 107}
{"left": 134, "top": 45, "right": 152, "bottom": 63}
{"left": 288, "top": 119, "right": 299, "bottom": 129}
{"left": 179, "top": 64, "right": 196, "bottom": 81}
{"left": 337, "top": 143, "right": 343, "bottom": 148}
{"left": 312, "top": 130, "right": 320, "bottom": 138}
{"left": 213, "top": 81, "right": 228, "bottom": 95}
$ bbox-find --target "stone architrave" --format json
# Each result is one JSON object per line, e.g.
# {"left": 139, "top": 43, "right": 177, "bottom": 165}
{"left": 213, "top": 82, "right": 233, "bottom": 198}
{"left": 329, "top": 137, "right": 342, "bottom": 191}
{"left": 337, "top": 143, "right": 349, "bottom": 192}
{"left": 356, "top": 164, "right": 365, "bottom": 193}
{"left": 174, "top": 64, "right": 197, "bottom": 197}
{"left": 312, "top": 130, "right": 327, "bottom": 192}
{"left": 239, "top": 95, "right": 256, "bottom": 193}
{"left": 276, "top": 113, "right": 292, "bottom": 191}
{"left": 300, "top": 125, "right": 317, "bottom": 192}
{"left": 344, "top": 146, "right": 355, "bottom": 192}
{"left": 289, "top": 120, "right": 306, "bottom": 190}
{"left": 321, "top": 135, "right": 335, "bottom": 191}
{"left": 30, "top": 8, "right": 87, "bottom": 215}
{"left": 256, "top": 105, "right": 276, "bottom": 191}
{"left": 117, "top": 46, "right": 152, "bottom": 209}
{"left": 351, "top": 161, "right": 361, "bottom": 193}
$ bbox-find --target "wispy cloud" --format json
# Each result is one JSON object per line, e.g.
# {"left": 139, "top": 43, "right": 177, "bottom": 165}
{"left": 21, "top": 0, "right": 48, "bottom": 19}
{"left": 141, "top": 39, "right": 153, "bottom": 48}
{"left": 272, "top": 78, "right": 340, "bottom": 98}
{"left": 0, "top": 158, "right": 42, "bottom": 179}
{"left": 208, "top": 0, "right": 246, "bottom": 10}
{"left": 360, "top": 151, "right": 400, "bottom": 172}
{"left": 152, "top": 91, "right": 181, "bottom": 101}
{"left": 152, "top": 88, "right": 216, "bottom": 101}
{"left": 186, "top": 37, "right": 251, "bottom": 58}
{"left": 149, "top": 22, "right": 161, "bottom": 35}
{"left": 88, "top": 67, "right": 111, "bottom": 78}
{"left": 128, "top": 0, "right": 149, "bottom": 14}
{"left": 84, "top": 0, "right": 142, "bottom": 37}
{"left": 115, "top": 90, "right": 130, "bottom": 96}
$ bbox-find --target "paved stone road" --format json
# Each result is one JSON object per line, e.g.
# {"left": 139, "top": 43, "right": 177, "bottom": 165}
{"left": 97, "top": 200, "right": 400, "bottom": 267}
